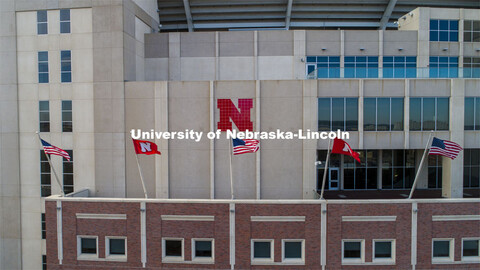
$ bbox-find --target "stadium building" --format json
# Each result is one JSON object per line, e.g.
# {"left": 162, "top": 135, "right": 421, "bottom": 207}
{"left": 0, "top": 0, "right": 480, "bottom": 269}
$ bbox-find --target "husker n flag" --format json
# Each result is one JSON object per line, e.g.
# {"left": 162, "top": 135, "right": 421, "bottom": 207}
{"left": 132, "top": 139, "right": 161, "bottom": 155}
{"left": 331, "top": 138, "right": 360, "bottom": 163}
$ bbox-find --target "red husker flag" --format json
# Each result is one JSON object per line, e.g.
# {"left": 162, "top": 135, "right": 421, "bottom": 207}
{"left": 132, "top": 139, "right": 161, "bottom": 155}
{"left": 331, "top": 138, "right": 361, "bottom": 163}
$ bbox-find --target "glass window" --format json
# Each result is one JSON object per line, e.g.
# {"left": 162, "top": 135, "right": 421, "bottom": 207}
{"left": 39, "top": 101, "right": 50, "bottom": 132}
{"left": 253, "top": 241, "right": 272, "bottom": 259}
{"left": 430, "top": 20, "right": 459, "bottom": 42}
{"left": 41, "top": 213, "right": 46, "bottom": 239}
{"left": 37, "top": 11, "right": 47, "bottom": 35}
{"left": 409, "top": 97, "right": 449, "bottom": 131}
{"left": 193, "top": 239, "right": 213, "bottom": 259}
{"left": 40, "top": 151, "right": 51, "bottom": 197}
{"left": 464, "top": 149, "right": 480, "bottom": 188}
{"left": 464, "top": 21, "right": 480, "bottom": 42}
{"left": 433, "top": 239, "right": 453, "bottom": 261}
{"left": 63, "top": 150, "right": 73, "bottom": 194}
{"left": 383, "top": 56, "right": 417, "bottom": 78}
{"left": 38, "top": 52, "right": 49, "bottom": 83}
{"left": 107, "top": 238, "right": 126, "bottom": 255}
{"left": 61, "top": 50, "right": 72, "bottom": 83}
{"left": 305, "top": 56, "right": 340, "bottom": 78}
{"left": 344, "top": 150, "right": 378, "bottom": 190}
{"left": 42, "top": 254, "right": 47, "bottom": 270}
{"left": 463, "top": 57, "right": 480, "bottom": 78}
{"left": 428, "top": 155, "right": 442, "bottom": 189}
{"left": 60, "top": 9, "right": 70, "bottom": 34}
{"left": 164, "top": 239, "right": 183, "bottom": 257}
{"left": 343, "top": 240, "right": 363, "bottom": 263}
{"left": 374, "top": 240, "right": 394, "bottom": 261}
{"left": 80, "top": 237, "right": 97, "bottom": 254}
{"left": 284, "top": 242, "right": 302, "bottom": 259}
{"left": 465, "top": 97, "right": 480, "bottom": 130}
{"left": 318, "top": 98, "right": 358, "bottom": 131}
{"left": 345, "top": 56, "right": 378, "bottom": 78}
{"left": 364, "top": 98, "right": 404, "bottom": 131}
{"left": 462, "top": 239, "right": 480, "bottom": 258}
{"left": 429, "top": 56, "right": 458, "bottom": 78}
{"left": 62, "top": 100, "right": 73, "bottom": 132}
{"left": 382, "top": 150, "right": 416, "bottom": 189}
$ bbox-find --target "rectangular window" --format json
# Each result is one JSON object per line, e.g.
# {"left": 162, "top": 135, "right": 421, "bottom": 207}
{"left": 306, "top": 56, "right": 340, "bottom": 78}
{"left": 429, "top": 56, "right": 458, "bottom": 78}
{"left": 430, "top": 20, "right": 458, "bottom": 41}
{"left": 77, "top": 236, "right": 98, "bottom": 259}
{"left": 464, "top": 20, "right": 480, "bottom": 42}
{"left": 37, "top": 10, "right": 47, "bottom": 35}
{"left": 318, "top": 98, "right": 358, "bottom": 131}
{"left": 106, "top": 237, "right": 127, "bottom": 260}
{"left": 373, "top": 240, "right": 395, "bottom": 263}
{"left": 41, "top": 213, "right": 46, "bottom": 239}
{"left": 409, "top": 97, "right": 449, "bottom": 131}
{"left": 343, "top": 150, "right": 378, "bottom": 190}
{"left": 42, "top": 254, "right": 47, "bottom": 270}
{"left": 383, "top": 56, "right": 416, "bottom": 78}
{"left": 192, "top": 239, "right": 214, "bottom": 262}
{"left": 428, "top": 155, "right": 442, "bottom": 189}
{"left": 61, "top": 50, "right": 72, "bottom": 83}
{"left": 462, "top": 238, "right": 480, "bottom": 261}
{"left": 40, "top": 151, "right": 51, "bottom": 197}
{"left": 463, "top": 57, "right": 480, "bottom": 78}
{"left": 342, "top": 240, "right": 364, "bottom": 264}
{"left": 251, "top": 239, "right": 274, "bottom": 263}
{"left": 60, "top": 9, "right": 70, "bottom": 34}
{"left": 464, "top": 97, "right": 479, "bottom": 130}
{"left": 364, "top": 98, "right": 404, "bottom": 131}
{"left": 282, "top": 240, "right": 305, "bottom": 264}
{"left": 63, "top": 150, "right": 73, "bottom": 194}
{"left": 432, "top": 239, "right": 454, "bottom": 263}
{"left": 162, "top": 238, "right": 184, "bottom": 262}
{"left": 382, "top": 150, "right": 416, "bottom": 189}
{"left": 62, "top": 100, "right": 72, "bottom": 132}
{"left": 39, "top": 101, "right": 50, "bottom": 132}
{"left": 345, "top": 56, "right": 378, "bottom": 78}
{"left": 38, "top": 51, "right": 49, "bottom": 83}
{"left": 464, "top": 149, "right": 480, "bottom": 188}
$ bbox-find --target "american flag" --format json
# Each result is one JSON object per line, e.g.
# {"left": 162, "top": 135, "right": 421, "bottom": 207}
{"left": 429, "top": 137, "right": 462, "bottom": 160}
{"left": 232, "top": 138, "right": 259, "bottom": 155}
{"left": 41, "top": 139, "right": 71, "bottom": 161}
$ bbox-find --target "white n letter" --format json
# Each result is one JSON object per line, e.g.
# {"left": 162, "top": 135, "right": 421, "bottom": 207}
{"left": 140, "top": 142, "right": 151, "bottom": 152}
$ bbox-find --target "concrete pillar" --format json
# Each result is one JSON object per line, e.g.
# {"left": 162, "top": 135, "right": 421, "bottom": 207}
{"left": 303, "top": 80, "right": 318, "bottom": 199}
{"left": 442, "top": 79, "right": 465, "bottom": 198}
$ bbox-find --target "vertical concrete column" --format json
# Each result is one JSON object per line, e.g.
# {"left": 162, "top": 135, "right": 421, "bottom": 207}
{"left": 254, "top": 31, "right": 258, "bottom": 80}
{"left": 255, "top": 81, "right": 261, "bottom": 199}
{"left": 442, "top": 79, "right": 465, "bottom": 198}
{"left": 293, "top": 30, "right": 306, "bottom": 79}
{"left": 303, "top": 80, "right": 318, "bottom": 199}
{"left": 358, "top": 80, "right": 364, "bottom": 149}
{"left": 215, "top": 32, "right": 219, "bottom": 80}
{"left": 404, "top": 79, "right": 410, "bottom": 149}
{"left": 155, "top": 82, "right": 169, "bottom": 198}
{"left": 210, "top": 81, "right": 215, "bottom": 199}
{"left": 378, "top": 30, "right": 384, "bottom": 78}
{"left": 411, "top": 202, "right": 418, "bottom": 270}
{"left": 168, "top": 33, "right": 180, "bottom": 81}
{"left": 417, "top": 8, "right": 430, "bottom": 78}
{"left": 340, "top": 30, "right": 345, "bottom": 78}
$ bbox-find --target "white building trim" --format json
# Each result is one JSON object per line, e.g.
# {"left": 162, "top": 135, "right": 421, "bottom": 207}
{"left": 432, "top": 215, "right": 480, "bottom": 221}
{"left": 76, "top": 213, "right": 127, "bottom": 220}
{"left": 251, "top": 216, "right": 306, "bottom": 222}
{"left": 160, "top": 215, "right": 215, "bottom": 221}
{"left": 342, "top": 216, "right": 397, "bottom": 222}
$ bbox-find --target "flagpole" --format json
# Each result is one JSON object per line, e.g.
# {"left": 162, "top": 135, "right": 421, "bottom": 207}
{"left": 408, "top": 131, "right": 434, "bottom": 199}
{"left": 229, "top": 139, "right": 234, "bottom": 200}
{"left": 36, "top": 132, "right": 65, "bottom": 197}
{"left": 134, "top": 154, "right": 148, "bottom": 199}
{"left": 319, "top": 138, "right": 332, "bottom": 200}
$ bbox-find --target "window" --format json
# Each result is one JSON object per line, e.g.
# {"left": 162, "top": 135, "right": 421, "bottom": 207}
{"left": 61, "top": 50, "right": 72, "bottom": 83}
{"left": 62, "top": 100, "right": 72, "bottom": 132}
{"left": 40, "top": 151, "right": 51, "bottom": 197}
{"left": 41, "top": 213, "right": 46, "bottom": 239}
{"left": 192, "top": 239, "right": 214, "bottom": 262}
{"left": 77, "top": 236, "right": 98, "bottom": 259}
{"left": 464, "top": 149, "right": 480, "bottom": 188}
{"left": 306, "top": 56, "right": 340, "bottom": 78}
{"left": 42, "top": 254, "right": 47, "bottom": 270}
{"left": 344, "top": 150, "right": 378, "bottom": 190}
{"left": 106, "top": 237, "right": 127, "bottom": 260}
{"left": 409, "top": 97, "right": 449, "bottom": 131}
{"left": 430, "top": 20, "right": 458, "bottom": 42}
{"left": 345, "top": 56, "right": 378, "bottom": 78}
{"left": 318, "top": 98, "right": 358, "bottom": 131}
{"left": 382, "top": 150, "right": 416, "bottom": 189}
{"left": 373, "top": 240, "right": 395, "bottom": 264}
{"left": 464, "top": 20, "right": 480, "bottom": 42}
{"left": 162, "top": 238, "right": 184, "bottom": 262}
{"left": 282, "top": 240, "right": 304, "bottom": 264}
{"left": 316, "top": 149, "right": 341, "bottom": 191}
{"left": 38, "top": 51, "right": 49, "bottom": 83}
{"left": 37, "top": 11, "right": 47, "bottom": 35}
{"left": 39, "top": 101, "right": 50, "bottom": 132}
{"left": 60, "top": 9, "right": 70, "bottom": 34}
{"left": 342, "top": 240, "right": 364, "bottom": 264}
{"left": 462, "top": 238, "right": 480, "bottom": 261}
{"left": 465, "top": 97, "right": 480, "bottom": 130}
{"left": 383, "top": 56, "right": 416, "bottom": 78}
{"left": 463, "top": 58, "right": 480, "bottom": 78}
{"left": 428, "top": 155, "right": 442, "bottom": 189}
{"left": 432, "top": 239, "right": 454, "bottom": 263}
{"left": 251, "top": 240, "right": 274, "bottom": 263}
{"left": 63, "top": 150, "right": 73, "bottom": 194}
{"left": 364, "top": 98, "right": 404, "bottom": 131}
{"left": 429, "top": 56, "right": 458, "bottom": 78}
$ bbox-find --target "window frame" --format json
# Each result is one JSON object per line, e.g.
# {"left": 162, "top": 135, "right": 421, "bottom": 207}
{"left": 461, "top": 238, "right": 480, "bottom": 262}
{"left": 409, "top": 97, "right": 449, "bottom": 131}
{"left": 430, "top": 19, "right": 459, "bottom": 42}
{"left": 383, "top": 56, "right": 417, "bottom": 78}
{"left": 39, "top": 100, "right": 50, "bottom": 133}
{"left": 38, "top": 51, "right": 49, "bottom": 83}
{"left": 40, "top": 150, "right": 51, "bottom": 197}
{"left": 105, "top": 236, "right": 127, "bottom": 261}
{"left": 62, "top": 100, "right": 73, "bottom": 132}
{"left": 77, "top": 235, "right": 99, "bottom": 260}
{"left": 364, "top": 97, "right": 404, "bottom": 131}
{"left": 318, "top": 97, "right": 358, "bottom": 132}
{"left": 162, "top": 237, "right": 184, "bottom": 262}
{"left": 344, "top": 56, "right": 379, "bottom": 78}
{"left": 42, "top": 254, "right": 47, "bottom": 270}
{"left": 372, "top": 239, "right": 396, "bottom": 264}
{"left": 62, "top": 149, "right": 73, "bottom": 194}
{"left": 429, "top": 56, "right": 458, "bottom": 78}
{"left": 432, "top": 238, "right": 454, "bottom": 263}
{"left": 342, "top": 239, "right": 365, "bottom": 264}
{"left": 281, "top": 239, "right": 305, "bottom": 264}
{"left": 464, "top": 20, "right": 480, "bottom": 42}
{"left": 60, "top": 9, "right": 71, "bottom": 34}
{"left": 41, "top": 213, "right": 46, "bottom": 239}
{"left": 37, "top": 10, "right": 48, "bottom": 35}
{"left": 251, "top": 239, "right": 274, "bottom": 264}
{"left": 60, "top": 50, "right": 72, "bottom": 83}
{"left": 191, "top": 238, "right": 215, "bottom": 263}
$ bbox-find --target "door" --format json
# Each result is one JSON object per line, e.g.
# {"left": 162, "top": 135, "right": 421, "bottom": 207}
{"left": 329, "top": 168, "right": 339, "bottom": 190}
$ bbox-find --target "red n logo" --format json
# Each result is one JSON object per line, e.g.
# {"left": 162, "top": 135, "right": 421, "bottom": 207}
{"left": 217, "top": 99, "right": 253, "bottom": 131}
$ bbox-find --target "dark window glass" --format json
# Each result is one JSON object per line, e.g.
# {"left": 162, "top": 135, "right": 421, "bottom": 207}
{"left": 42, "top": 255, "right": 47, "bottom": 270}
{"left": 391, "top": 98, "right": 404, "bottom": 130}
{"left": 38, "top": 52, "right": 49, "bottom": 83}
{"left": 39, "top": 101, "right": 50, "bottom": 132}
{"left": 253, "top": 241, "right": 271, "bottom": 258}
{"left": 165, "top": 240, "right": 182, "bottom": 256}
{"left": 344, "top": 242, "right": 361, "bottom": 258}
{"left": 40, "top": 151, "right": 51, "bottom": 197}
{"left": 195, "top": 241, "right": 212, "bottom": 257}
{"left": 382, "top": 168, "right": 392, "bottom": 189}
{"left": 62, "top": 100, "right": 73, "bottom": 132}
{"left": 109, "top": 238, "right": 125, "bottom": 255}
{"left": 318, "top": 98, "right": 331, "bottom": 131}
{"left": 410, "top": 98, "right": 421, "bottom": 131}
{"left": 476, "top": 98, "right": 480, "bottom": 129}
{"left": 374, "top": 241, "right": 392, "bottom": 258}
{"left": 345, "top": 98, "right": 358, "bottom": 131}
{"left": 465, "top": 98, "right": 474, "bottom": 130}
{"left": 41, "top": 213, "right": 46, "bottom": 239}
{"left": 284, "top": 241, "right": 302, "bottom": 259}
{"left": 436, "top": 98, "right": 449, "bottom": 130}
{"left": 37, "top": 11, "right": 47, "bottom": 35}
{"left": 332, "top": 98, "right": 344, "bottom": 131}
{"left": 463, "top": 240, "right": 479, "bottom": 257}
{"left": 61, "top": 51, "right": 72, "bottom": 83}
{"left": 377, "top": 98, "right": 390, "bottom": 131}
{"left": 364, "top": 98, "right": 376, "bottom": 131}
{"left": 81, "top": 238, "right": 97, "bottom": 254}
{"left": 343, "top": 168, "right": 354, "bottom": 189}
{"left": 423, "top": 98, "right": 435, "bottom": 130}
{"left": 433, "top": 241, "right": 450, "bottom": 257}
